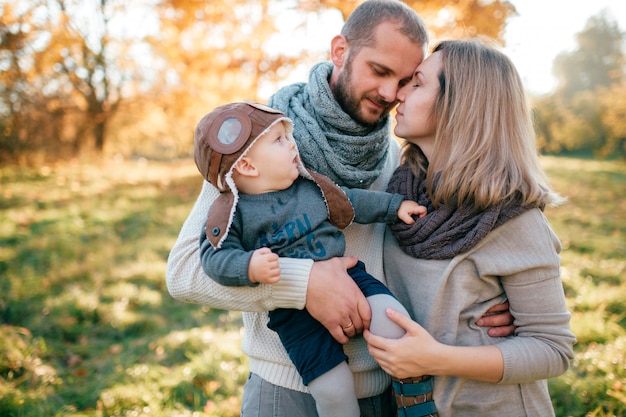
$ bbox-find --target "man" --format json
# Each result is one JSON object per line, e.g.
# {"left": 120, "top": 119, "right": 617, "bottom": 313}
{"left": 166, "top": 1, "right": 513, "bottom": 416}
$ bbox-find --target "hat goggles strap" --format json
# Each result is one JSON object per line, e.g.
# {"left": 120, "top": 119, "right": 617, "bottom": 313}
{"left": 207, "top": 108, "right": 254, "bottom": 186}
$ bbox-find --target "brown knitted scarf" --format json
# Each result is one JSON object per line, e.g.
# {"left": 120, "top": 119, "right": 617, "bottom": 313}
{"left": 387, "top": 164, "right": 533, "bottom": 260}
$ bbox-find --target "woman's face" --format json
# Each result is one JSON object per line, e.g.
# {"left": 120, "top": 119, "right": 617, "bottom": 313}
{"left": 394, "top": 51, "right": 443, "bottom": 160}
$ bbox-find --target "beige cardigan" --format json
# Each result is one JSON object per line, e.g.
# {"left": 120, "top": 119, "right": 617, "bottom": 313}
{"left": 384, "top": 209, "right": 576, "bottom": 416}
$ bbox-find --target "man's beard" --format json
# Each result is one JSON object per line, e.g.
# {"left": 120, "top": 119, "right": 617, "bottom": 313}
{"left": 332, "top": 61, "right": 394, "bottom": 128}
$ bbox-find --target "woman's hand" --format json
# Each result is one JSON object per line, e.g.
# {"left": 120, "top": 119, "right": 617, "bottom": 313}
{"left": 365, "top": 308, "right": 505, "bottom": 382}
{"left": 364, "top": 308, "right": 440, "bottom": 379}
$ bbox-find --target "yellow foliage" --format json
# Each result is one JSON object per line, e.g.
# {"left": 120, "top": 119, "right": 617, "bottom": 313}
{"left": 1, "top": 0, "right": 517, "bottom": 163}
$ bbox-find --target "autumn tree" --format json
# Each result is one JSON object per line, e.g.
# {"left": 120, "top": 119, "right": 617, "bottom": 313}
{"left": 296, "top": 0, "right": 515, "bottom": 41}
{"left": 0, "top": 0, "right": 150, "bottom": 163}
{"left": 0, "top": 4, "right": 23, "bottom": 161}
{"left": 0, "top": 1, "right": 53, "bottom": 163}
{"left": 553, "top": 10, "right": 624, "bottom": 98}
{"left": 138, "top": 0, "right": 516, "bottom": 159}
{"left": 534, "top": 11, "right": 625, "bottom": 157}
{"left": 1, "top": 0, "right": 518, "bottom": 164}
{"left": 598, "top": 83, "right": 626, "bottom": 158}
{"left": 405, "top": 0, "right": 515, "bottom": 41}
{"left": 120, "top": 0, "right": 307, "bottom": 158}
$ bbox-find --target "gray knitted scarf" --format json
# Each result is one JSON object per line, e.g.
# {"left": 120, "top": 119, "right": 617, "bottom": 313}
{"left": 268, "top": 62, "right": 390, "bottom": 188}
{"left": 387, "top": 164, "right": 533, "bottom": 259}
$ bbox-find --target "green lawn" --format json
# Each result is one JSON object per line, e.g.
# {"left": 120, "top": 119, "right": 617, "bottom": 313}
{"left": 0, "top": 156, "right": 624, "bottom": 416}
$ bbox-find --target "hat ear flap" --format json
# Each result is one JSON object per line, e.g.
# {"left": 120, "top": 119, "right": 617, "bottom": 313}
{"left": 307, "top": 170, "right": 355, "bottom": 229}
{"left": 205, "top": 192, "right": 236, "bottom": 248}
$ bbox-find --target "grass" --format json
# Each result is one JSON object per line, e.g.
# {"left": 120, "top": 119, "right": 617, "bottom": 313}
{"left": 0, "top": 155, "right": 624, "bottom": 416}
{"left": 540, "top": 157, "right": 626, "bottom": 417}
{"left": 0, "top": 159, "right": 245, "bottom": 417}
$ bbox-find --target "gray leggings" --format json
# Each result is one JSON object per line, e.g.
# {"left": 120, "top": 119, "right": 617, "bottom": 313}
{"left": 241, "top": 373, "right": 395, "bottom": 417}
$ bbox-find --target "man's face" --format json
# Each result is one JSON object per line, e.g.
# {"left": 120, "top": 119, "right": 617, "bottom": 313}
{"left": 332, "top": 22, "right": 425, "bottom": 127}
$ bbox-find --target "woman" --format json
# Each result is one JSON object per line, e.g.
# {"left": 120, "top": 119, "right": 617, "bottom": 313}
{"left": 364, "top": 38, "right": 576, "bottom": 417}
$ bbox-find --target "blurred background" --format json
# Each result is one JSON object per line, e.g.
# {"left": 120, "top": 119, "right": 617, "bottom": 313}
{"left": 1, "top": 1, "right": 624, "bottom": 416}
{"left": 1, "top": 0, "right": 625, "bottom": 164}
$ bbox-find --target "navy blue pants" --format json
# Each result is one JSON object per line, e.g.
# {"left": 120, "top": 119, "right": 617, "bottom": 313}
{"left": 267, "top": 260, "right": 395, "bottom": 385}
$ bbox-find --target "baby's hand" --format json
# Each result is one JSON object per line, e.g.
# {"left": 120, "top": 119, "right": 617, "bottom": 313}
{"left": 397, "top": 200, "right": 427, "bottom": 224}
{"left": 248, "top": 247, "right": 281, "bottom": 284}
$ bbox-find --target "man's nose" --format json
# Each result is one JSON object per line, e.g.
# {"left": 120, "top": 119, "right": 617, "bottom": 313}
{"left": 379, "top": 79, "right": 400, "bottom": 103}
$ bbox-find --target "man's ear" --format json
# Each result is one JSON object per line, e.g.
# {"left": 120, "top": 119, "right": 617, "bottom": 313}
{"left": 330, "top": 34, "right": 348, "bottom": 68}
{"left": 234, "top": 157, "right": 259, "bottom": 177}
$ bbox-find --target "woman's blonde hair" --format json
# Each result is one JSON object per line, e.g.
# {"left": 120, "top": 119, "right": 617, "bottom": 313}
{"left": 402, "top": 38, "right": 564, "bottom": 210}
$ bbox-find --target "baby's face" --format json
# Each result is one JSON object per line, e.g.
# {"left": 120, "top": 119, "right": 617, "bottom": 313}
{"left": 244, "top": 121, "right": 300, "bottom": 191}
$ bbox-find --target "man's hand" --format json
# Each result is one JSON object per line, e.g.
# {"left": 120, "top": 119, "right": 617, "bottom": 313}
{"left": 305, "top": 256, "right": 370, "bottom": 344}
{"left": 476, "top": 301, "right": 516, "bottom": 337}
{"left": 248, "top": 248, "right": 280, "bottom": 284}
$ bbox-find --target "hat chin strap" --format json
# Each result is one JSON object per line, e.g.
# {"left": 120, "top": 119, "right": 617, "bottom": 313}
{"left": 209, "top": 150, "right": 223, "bottom": 188}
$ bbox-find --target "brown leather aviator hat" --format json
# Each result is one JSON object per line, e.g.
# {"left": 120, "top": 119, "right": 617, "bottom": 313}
{"left": 194, "top": 101, "right": 355, "bottom": 248}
